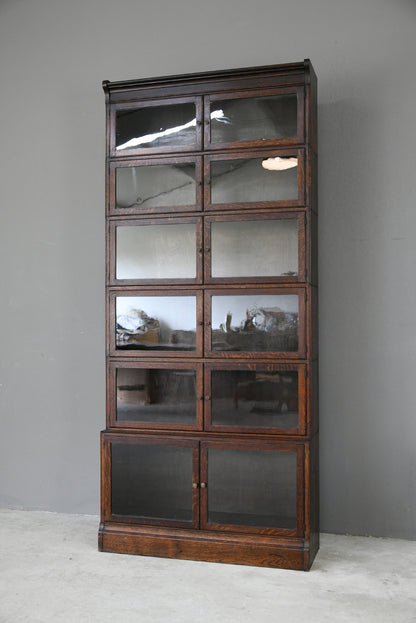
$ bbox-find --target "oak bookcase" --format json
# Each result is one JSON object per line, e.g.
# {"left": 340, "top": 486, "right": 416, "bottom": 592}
{"left": 99, "top": 60, "right": 318, "bottom": 570}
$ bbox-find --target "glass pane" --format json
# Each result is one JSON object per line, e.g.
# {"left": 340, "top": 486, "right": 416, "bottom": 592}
{"left": 211, "top": 219, "right": 298, "bottom": 278}
{"left": 211, "top": 294, "right": 298, "bottom": 352}
{"left": 211, "top": 156, "right": 298, "bottom": 205}
{"left": 211, "top": 370, "right": 298, "bottom": 429}
{"left": 116, "top": 223, "right": 196, "bottom": 280}
{"left": 112, "top": 442, "right": 193, "bottom": 521}
{"left": 116, "top": 296, "right": 196, "bottom": 351}
{"left": 116, "top": 163, "right": 197, "bottom": 210}
{"left": 116, "top": 368, "right": 197, "bottom": 425}
{"left": 207, "top": 447, "right": 297, "bottom": 529}
{"left": 116, "top": 103, "right": 196, "bottom": 151}
{"left": 210, "top": 94, "right": 297, "bottom": 144}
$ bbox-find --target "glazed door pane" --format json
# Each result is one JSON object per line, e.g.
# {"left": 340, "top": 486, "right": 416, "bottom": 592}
{"left": 116, "top": 162, "right": 197, "bottom": 211}
{"left": 211, "top": 369, "right": 299, "bottom": 430}
{"left": 116, "top": 222, "right": 196, "bottom": 280}
{"left": 209, "top": 94, "right": 298, "bottom": 144}
{"left": 116, "top": 368, "right": 197, "bottom": 426}
{"left": 111, "top": 442, "right": 194, "bottom": 522}
{"left": 116, "top": 295, "right": 197, "bottom": 351}
{"left": 116, "top": 102, "right": 197, "bottom": 152}
{"left": 210, "top": 293, "right": 299, "bottom": 353}
{"left": 210, "top": 218, "right": 298, "bottom": 278}
{"left": 206, "top": 447, "right": 297, "bottom": 529}
{"left": 210, "top": 155, "right": 298, "bottom": 205}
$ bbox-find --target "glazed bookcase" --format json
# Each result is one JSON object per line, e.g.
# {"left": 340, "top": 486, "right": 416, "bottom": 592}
{"left": 99, "top": 60, "right": 318, "bottom": 570}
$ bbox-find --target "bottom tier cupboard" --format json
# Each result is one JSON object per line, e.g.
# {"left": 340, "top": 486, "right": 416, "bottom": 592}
{"left": 100, "top": 432, "right": 319, "bottom": 569}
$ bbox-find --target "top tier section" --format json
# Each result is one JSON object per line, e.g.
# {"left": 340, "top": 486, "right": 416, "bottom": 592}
{"left": 103, "top": 60, "right": 317, "bottom": 158}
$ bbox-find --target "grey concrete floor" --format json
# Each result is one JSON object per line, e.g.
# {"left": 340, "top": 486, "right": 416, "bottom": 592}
{"left": 0, "top": 510, "right": 415, "bottom": 623}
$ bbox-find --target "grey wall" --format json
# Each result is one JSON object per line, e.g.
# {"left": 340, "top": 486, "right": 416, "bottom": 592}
{"left": 0, "top": 0, "right": 415, "bottom": 539}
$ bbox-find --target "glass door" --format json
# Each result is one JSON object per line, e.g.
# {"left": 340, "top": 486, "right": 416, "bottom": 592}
{"left": 205, "top": 288, "right": 306, "bottom": 358}
{"left": 102, "top": 434, "right": 199, "bottom": 528}
{"left": 204, "top": 87, "right": 304, "bottom": 150}
{"left": 108, "top": 362, "right": 203, "bottom": 430}
{"left": 111, "top": 97, "right": 202, "bottom": 156}
{"left": 109, "top": 290, "right": 203, "bottom": 357}
{"left": 200, "top": 441, "right": 303, "bottom": 535}
{"left": 204, "top": 212, "right": 305, "bottom": 283}
{"left": 204, "top": 150, "right": 304, "bottom": 210}
{"left": 109, "top": 217, "right": 203, "bottom": 285}
{"left": 204, "top": 363, "right": 306, "bottom": 434}
{"left": 109, "top": 156, "right": 202, "bottom": 216}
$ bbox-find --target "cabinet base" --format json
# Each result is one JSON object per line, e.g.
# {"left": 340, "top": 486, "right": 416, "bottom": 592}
{"left": 98, "top": 522, "right": 319, "bottom": 571}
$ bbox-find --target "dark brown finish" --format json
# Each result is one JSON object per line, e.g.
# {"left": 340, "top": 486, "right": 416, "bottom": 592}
{"left": 100, "top": 59, "right": 318, "bottom": 570}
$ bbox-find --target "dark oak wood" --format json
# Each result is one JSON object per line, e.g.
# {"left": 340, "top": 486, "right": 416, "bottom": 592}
{"left": 98, "top": 522, "right": 315, "bottom": 570}
{"left": 101, "top": 59, "right": 318, "bottom": 571}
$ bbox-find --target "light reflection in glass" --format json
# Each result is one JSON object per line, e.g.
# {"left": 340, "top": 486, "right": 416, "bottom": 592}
{"left": 117, "top": 110, "right": 226, "bottom": 151}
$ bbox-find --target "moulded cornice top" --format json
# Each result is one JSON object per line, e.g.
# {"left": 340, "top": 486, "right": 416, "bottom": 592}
{"left": 102, "top": 59, "right": 313, "bottom": 95}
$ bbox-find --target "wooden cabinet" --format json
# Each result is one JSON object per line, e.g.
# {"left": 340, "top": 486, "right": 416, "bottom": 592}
{"left": 100, "top": 60, "right": 318, "bottom": 570}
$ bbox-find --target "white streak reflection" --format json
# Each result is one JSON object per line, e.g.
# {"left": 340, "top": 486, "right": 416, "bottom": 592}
{"left": 117, "top": 110, "right": 228, "bottom": 150}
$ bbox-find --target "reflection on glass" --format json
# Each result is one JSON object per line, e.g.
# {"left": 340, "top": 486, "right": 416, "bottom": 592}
{"left": 116, "top": 223, "right": 196, "bottom": 280}
{"left": 211, "top": 370, "right": 298, "bottom": 429}
{"left": 211, "top": 219, "right": 298, "bottom": 278}
{"left": 116, "top": 368, "right": 197, "bottom": 425}
{"left": 112, "top": 442, "right": 193, "bottom": 521}
{"left": 207, "top": 448, "right": 297, "bottom": 529}
{"left": 116, "top": 296, "right": 196, "bottom": 351}
{"left": 211, "top": 294, "right": 298, "bottom": 352}
{"left": 210, "top": 95, "right": 297, "bottom": 144}
{"left": 211, "top": 156, "right": 298, "bottom": 204}
{"left": 116, "top": 103, "right": 196, "bottom": 151}
{"left": 116, "top": 163, "right": 197, "bottom": 210}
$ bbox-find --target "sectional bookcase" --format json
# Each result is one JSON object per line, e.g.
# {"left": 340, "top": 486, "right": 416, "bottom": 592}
{"left": 99, "top": 60, "right": 318, "bottom": 570}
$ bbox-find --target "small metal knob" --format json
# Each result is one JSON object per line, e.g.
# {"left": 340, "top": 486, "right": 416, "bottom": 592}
{"left": 192, "top": 482, "right": 199, "bottom": 489}
{"left": 200, "top": 482, "right": 207, "bottom": 488}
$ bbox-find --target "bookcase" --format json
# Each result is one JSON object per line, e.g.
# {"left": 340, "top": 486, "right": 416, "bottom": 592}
{"left": 99, "top": 59, "right": 318, "bottom": 570}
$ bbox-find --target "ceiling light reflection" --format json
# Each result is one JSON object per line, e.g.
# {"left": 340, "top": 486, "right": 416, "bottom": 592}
{"left": 261, "top": 157, "right": 298, "bottom": 171}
